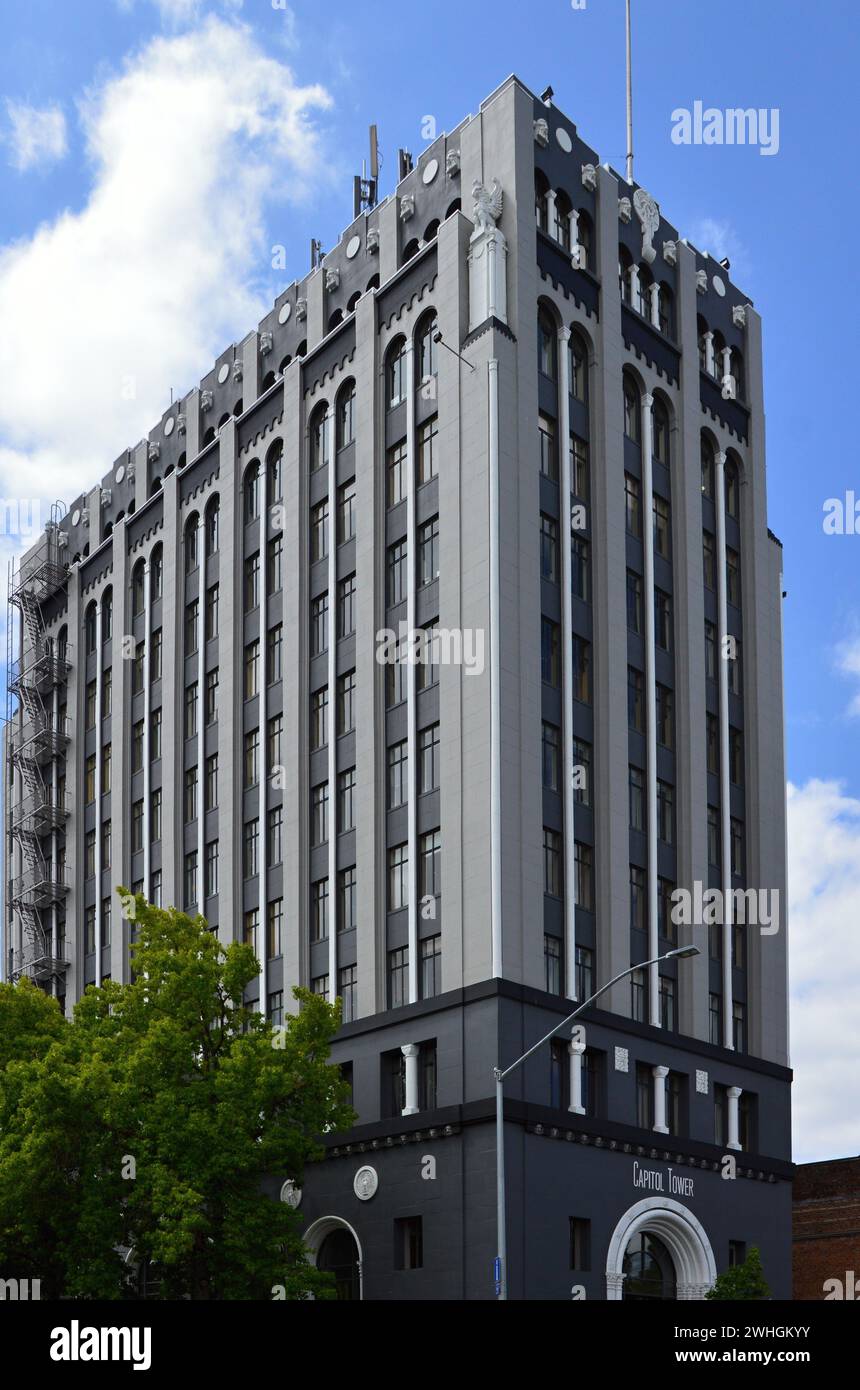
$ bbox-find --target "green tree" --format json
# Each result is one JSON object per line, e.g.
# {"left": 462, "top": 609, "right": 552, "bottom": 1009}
{"left": 705, "top": 1245, "right": 770, "bottom": 1300}
{"left": 0, "top": 897, "right": 353, "bottom": 1299}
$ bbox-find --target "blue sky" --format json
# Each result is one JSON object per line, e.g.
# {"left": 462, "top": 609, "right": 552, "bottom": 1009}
{"left": 0, "top": 0, "right": 858, "bottom": 1160}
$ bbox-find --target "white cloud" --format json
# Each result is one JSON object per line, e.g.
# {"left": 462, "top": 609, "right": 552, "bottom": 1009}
{"left": 787, "top": 779, "right": 860, "bottom": 1161}
{"left": 686, "top": 216, "right": 749, "bottom": 279}
{"left": 0, "top": 17, "right": 331, "bottom": 506}
{"left": 117, "top": 0, "right": 244, "bottom": 22}
{"left": 4, "top": 100, "right": 68, "bottom": 172}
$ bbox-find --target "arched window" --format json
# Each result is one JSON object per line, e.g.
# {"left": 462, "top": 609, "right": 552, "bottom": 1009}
{"left": 658, "top": 284, "right": 674, "bottom": 339}
{"left": 132, "top": 560, "right": 146, "bottom": 615}
{"left": 366, "top": 273, "right": 380, "bottom": 293}
{"left": 697, "top": 316, "right": 710, "bottom": 372}
{"left": 402, "top": 238, "right": 420, "bottom": 263}
{"left": 555, "top": 189, "right": 572, "bottom": 251}
{"left": 652, "top": 398, "right": 671, "bottom": 466}
{"left": 244, "top": 462, "right": 260, "bottom": 523}
{"left": 535, "top": 171, "right": 550, "bottom": 234}
{"left": 445, "top": 197, "right": 461, "bottom": 219}
{"left": 713, "top": 331, "right": 727, "bottom": 381}
{"left": 262, "top": 370, "right": 276, "bottom": 391}
{"left": 151, "top": 545, "right": 163, "bottom": 600}
{"left": 347, "top": 291, "right": 361, "bottom": 314}
{"left": 205, "top": 497, "right": 220, "bottom": 556}
{"left": 701, "top": 438, "right": 715, "bottom": 498}
{"left": 637, "top": 263, "right": 654, "bottom": 319}
{"left": 217, "top": 413, "right": 230, "bottom": 431}
{"left": 309, "top": 405, "right": 329, "bottom": 472}
{"left": 267, "top": 441, "right": 283, "bottom": 502}
{"left": 102, "top": 588, "right": 113, "bottom": 642}
{"left": 386, "top": 337, "right": 407, "bottom": 410}
{"left": 328, "top": 309, "right": 343, "bottom": 332}
{"left": 623, "top": 375, "right": 641, "bottom": 443}
{"left": 184, "top": 515, "right": 199, "bottom": 573}
{"left": 278, "top": 356, "right": 291, "bottom": 377}
{"left": 296, "top": 339, "right": 307, "bottom": 358}
{"left": 619, "top": 245, "right": 634, "bottom": 304}
{"left": 730, "top": 348, "right": 745, "bottom": 401}
{"left": 569, "top": 332, "right": 588, "bottom": 403}
{"left": 725, "top": 457, "right": 740, "bottom": 519}
{"left": 336, "top": 382, "right": 356, "bottom": 451}
{"left": 203, "top": 426, "right": 216, "bottom": 446}
{"left": 85, "top": 602, "right": 97, "bottom": 655}
{"left": 416, "top": 312, "right": 438, "bottom": 384}
{"left": 149, "top": 476, "right": 162, "bottom": 497}
{"left": 577, "top": 211, "right": 594, "bottom": 272}
{"left": 233, "top": 399, "right": 243, "bottom": 417}
{"left": 538, "top": 306, "right": 557, "bottom": 380}
{"left": 423, "top": 218, "right": 439, "bottom": 243}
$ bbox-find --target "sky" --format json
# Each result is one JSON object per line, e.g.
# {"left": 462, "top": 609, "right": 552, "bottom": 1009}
{"left": 0, "top": 0, "right": 857, "bottom": 1163}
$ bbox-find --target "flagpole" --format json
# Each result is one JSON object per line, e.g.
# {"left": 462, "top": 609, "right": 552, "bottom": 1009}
{"left": 626, "top": 0, "right": 634, "bottom": 184}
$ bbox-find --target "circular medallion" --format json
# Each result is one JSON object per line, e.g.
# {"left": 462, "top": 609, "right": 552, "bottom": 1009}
{"left": 556, "top": 127, "right": 573, "bottom": 153}
{"left": 712, "top": 274, "right": 726, "bottom": 297}
{"left": 422, "top": 157, "right": 439, "bottom": 185}
{"left": 115, "top": 465, "right": 126, "bottom": 484}
{"left": 71, "top": 509, "right": 81, "bottom": 527}
{"left": 217, "top": 362, "right": 230, "bottom": 384}
{"left": 278, "top": 301, "right": 292, "bottom": 324}
{"left": 346, "top": 234, "right": 361, "bottom": 259}
{"left": 280, "top": 1180, "right": 302, "bottom": 1209}
{"left": 164, "top": 415, "right": 175, "bottom": 438}
{"left": 353, "top": 1165, "right": 379, "bottom": 1201}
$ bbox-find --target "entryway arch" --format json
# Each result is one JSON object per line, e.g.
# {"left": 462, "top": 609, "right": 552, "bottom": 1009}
{"left": 304, "top": 1216, "right": 363, "bottom": 1300}
{"left": 605, "top": 1197, "right": 716, "bottom": 1300}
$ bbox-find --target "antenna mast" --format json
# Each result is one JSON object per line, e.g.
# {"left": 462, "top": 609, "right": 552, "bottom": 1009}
{"left": 625, "top": 0, "right": 634, "bottom": 184}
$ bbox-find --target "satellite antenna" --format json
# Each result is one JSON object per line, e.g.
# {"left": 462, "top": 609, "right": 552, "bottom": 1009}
{"left": 310, "top": 238, "right": 325, "bottom": 270}
{"left": 353, "top": 125, "right": 379, "bottom": 219}
{"left": 625, "top": 0, "right": 634, "bottom": 184}
{"left": 398, "top": 147, "right": 413, "bottom": 181}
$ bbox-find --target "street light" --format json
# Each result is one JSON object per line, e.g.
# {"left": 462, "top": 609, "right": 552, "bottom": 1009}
{"left": 492, "top": 944, "right": 700, "bottom": 1299}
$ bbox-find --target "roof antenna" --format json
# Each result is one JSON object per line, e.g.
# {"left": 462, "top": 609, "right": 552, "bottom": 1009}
{"left": 353, "top": 124, "right": 379, "bottom": 219}
{"left": 625, "top": 0, "right": 634, "bottom": 184}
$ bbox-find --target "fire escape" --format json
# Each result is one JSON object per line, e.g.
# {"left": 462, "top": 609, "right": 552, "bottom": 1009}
{"left": 7, "top": 515, "right": 71, "bottom": 985}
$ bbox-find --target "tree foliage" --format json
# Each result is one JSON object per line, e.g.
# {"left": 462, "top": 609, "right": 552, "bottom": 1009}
{"left": 705, "top": 1245, "right": 770, "bottom": 1300}
{"left": 0, "top": 896, "right": 353, "bottom": 1299}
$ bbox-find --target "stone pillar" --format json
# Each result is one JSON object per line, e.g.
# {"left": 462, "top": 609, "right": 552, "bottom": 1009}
{"left": 568, "top": 1040, "right": 585, "bottom": 1114}
{"left": 653, "top": 1064, "right": 670, "bottom": 1133}
{"left": 727, "top": 1085, "right": 742, "bottom": 1150}
{"left": 402, "top": 1043, "right": 419, "bottom": 1115}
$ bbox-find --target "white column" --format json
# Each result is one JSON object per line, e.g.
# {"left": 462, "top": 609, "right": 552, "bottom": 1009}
{"left": 568, "top": 1039, "right": 585, "bottom": 1114}
{"left": 51, "top": 682, "right": 60, "bottom": 991}
{"left": 489, "top": 359, "right": 502, "bottom": 979}
{"left": 703, "top": 331, "right": 715, "bottom": 376}
{"left": 405, "top": 342, "right": 418, "bottom": 1003}
{"left": 142, "top": 563, "right": 152, "bottom": 899}
{"left": 558, "top": 327, "right": 577, "bottom": 999}
{"left": 94, "top": 602, "right": 103, "bottom": 985}
{"left": 546, "top": 189, "right": 558, "bottom": 242}
{"left": 715, "top": 451, "right": 734, "bottom": 1049}
{"left": 653, "top": 1064, "right": 669, "bottom": 1134}
{"left": 649, "top": 283, "right": 661, "bottom": 329}
{"left": 629, "top": 265, "right": 640, "bottom": 309}
{"left": 402, "top": 1042, "right": 419, "bottom": 1115}
{"left": 720, "top": 346, "right": 732, "bottom": 381}
{"left": 325, "top": 408, "right": 336, "bottom": 1004}
{"left": 197, "top": 520, "right": 205, "bottom": 918}
{"left": 727, "top": 1085, "right": 742, "bottom": 1150}
{"left": 568, "top": 209, "right": 581, "bottom": 267}
{"left": 641, "top": 393, "right": 659, "bottom": 1027}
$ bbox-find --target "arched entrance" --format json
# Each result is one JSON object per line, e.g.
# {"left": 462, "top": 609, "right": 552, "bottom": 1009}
{"left": 304, "top": 1217, "right": 363, "bottom": 1300}
{"left": 606, "top": 1198, "right": 716, "bottom": 1301}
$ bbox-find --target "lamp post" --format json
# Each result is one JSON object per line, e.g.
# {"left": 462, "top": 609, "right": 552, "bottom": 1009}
{"left": 493, "top": 944, "right": 700, "bottom": 1300}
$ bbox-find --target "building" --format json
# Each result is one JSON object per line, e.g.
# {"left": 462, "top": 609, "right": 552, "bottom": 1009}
{"left": 3, "top": 74, "right": 791, "bottom": 1301}
{"left": 794, "top": 1157, "right": 860, "bottom": 1300}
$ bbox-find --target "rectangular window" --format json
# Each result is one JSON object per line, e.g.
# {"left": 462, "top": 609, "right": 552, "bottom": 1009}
{"left": 572, "top": 636, "right": 591, "bottom": 703}
{"left": 184, "top": 765, "right": 198, "bottom": 823}
{"left": 657, "top": 780, "right": 675, "bottom": 844}
{"left": 627, "top": 569, "right": 643, "bottom": 633}
{"left": 658, "top": 877, "right": 677, "bottom": 944}
{"left": 310, "top": 500, "right": 329, "bottom": 563}
{"left": 86, "top": 680, "right": 97, "bottom": 730}
{"left": 707, "top": 806, "right": 720, "bottom": 867}
{"left": 629, "top": 766, "right": 645, "bottom": 831}
{"left": 625, "top": 473, "right": 642, "bottom": 538}
{"left": 572, "top": 535, "right": 590, "bottom": 603}
{"left": 311, "top": 782, "right": 329, "bottom": 847}
{"left": 101, "top": 743, "right": 111, "bottom": 794}
{"left": 726, "top": 548, "right": 741, "bottom": 606}
{"left": 387, "top": 946, "right": 409, "bottom": 1009}
{"left": 636, "top": 1063, "right": 654, "bottom": 1129}
{"left": 311, "top": 593, "right": 329, "bottom": 657}
{"left": 185, "top": 599, "right": 199, "bottom": 655}
{"left": 388, "top": 843, "right": 409, "bottom": 911}
{"left": 268, "top": 713, "right": 282, "bottom": 771}
{"left": 575, "top": 842, "right": 593, "bottom": 911}
{"left": 310, "top": 687, "right": 328, "bottom": 751}
{"left": 387, "top": 439, "right": 406, "bottom": 507}
{"left": 706, "top": 713, "right": 720, "bottom": 775}
{"left": 417, "top": 416, "right": 438, "bottom": 484}
{"left": 338, "top": 866, "right": 357, "bottom": 933}
{"left": 267, "top": 534, "right": 283, "bottom": 595}
{"left": 394, "top": 1217, "right": 423, "bottom": 1272}
{"left": 244, "top": 729, "right": 260, "bottom": 789}
{"left": 243, "top": 908, "right": 259, "bottom": 954}
{"left": 729, "top": 727, "right": 744, "bottom": 786}
{"left": 268, "top": 805, "right": 283, "bottom": 865}
{"left": 184, "top": 682, "right": 198, "bottom": 739}
{"left": 337, "top": 768, "right": 356, "bottom": 833}
{"left": 85, "top": 905, "right": 96, "bottom": 954}
{"left": 419, "top": 829, "right": 441, "bottom": 900}
{"left": 656, "top": 684, "right": 674, "bottom": 749}
{"left": 101, "top": 898, "right": 111, "bottom": 949}
{"left": 628, "top": 666, "right": 644, "bottom": 731}
{"left": 420, "top": 935, "right": 441, "bottom": 1000}
{"left": 338, "top": 574, "right": 356, "bottom": 638}
{"left": 539, "top": 413, "right": 557, "bottom": 481}
{"left": 703, "top": 530, "right": 716, "bottom": 589}
{"left": 573, "top": 737, "right": 591, "bottom": 807}
{"left": 653, "top": 494, "right": 671, "bottom": 558}
{"left": 705, "top": 620, "right": 716, "bottom": 679}
{"left": 338, "top": 965, "right": 357, "bottom": 1024}
{"left": 544, "top": 934, "right": 561, "bottom": 995}
{"left": 540, "top": 514, "right": 558, "bottom": 583}
{"left": 102, "top": 667, "right": 112, "bottom": 718}
{"left": 709, "top": 992, "right": 721, "bottom": 1045}
{"left": 337, "top": 670, "right": 356, "bottom": 736}
{"left": 730, "top": 817, "right": 745, "bottom": 878}
{"left": 542, "top": 721, "right": 560, "bottom": 792}
{"left": 267, "top": 991, "right": 284, "bottom": 1025}
{"left": 205, "top": 670, "right": 218, "bottom": 726}
{"left": 184, "top": 850, "right": 198, "bottom": 910}
{"left": 631, "top": 968, "right": 645, "bottom": 1023}
{"left": 418, "top": 724, "right": 440, "bottom": 794}
{"left": 85, "top": 828, "right": 96, "bottom": 877}
{"left": 388, "top": 740, "right": 409, "bottom": 810}
{"left": 205, "top": 584, "right": 219, "bottom": 641}
{"left": 630, "top": 864, "right": 646, "bottom": 931}
{"left": 733, "top": 1000, "right": 746, "bottom": 1053}
{"left": 655, "top": 589, "right": 673, "bottom": 652}
{"left": 205, "top": 753, "right": 218, "bottom": 812}
{"left": 386, "top": 652, "right": 407, "bottom": 708}
{"left": 576, "top": 945, "right": 593, "bottom": 1003}
{"left": 132, "top": 642, "right": 145, "bottom": 695}
{"left": 541, "top": 618, "right": 560, "bottom": 686}
{"left": 269, "top": 627, "right": 284, "bottom": 687}
{"left": 151, "top": 788, "right": 162, "bottom": 842}
{"left": 205, "top": 840, "right": 219, "bottom": 898}
{"left": 311, "top": 975, "right": 329, "bottom": 1000}
{"left": 543, "top": 828, "right": 562, "bottom": 898}
{"left": 243, "top": 819, "right": 259, "bottom": 879}
{"left": 659, "top": 974, "right": 676, "bottom": 1031}
{"left": 311, "top": 879, "right": 329, "bottom": 942}
{"left": 387, "top": 540, "right": 407, "bottom": 607}
{"left": 570, "top": 1218, "right": 591, "bottom": 1272}
{"left": 571, "top": 435, "right": 589, "bottom": 500}
{"left": 85, "top": 753, "right": 96, "bottom": 804}
{"left": 101, "top": 818, "right": 111, "bottom": 870}
{"left": 244, "top": 640, "right": 260, "bottom": 700}
{"left": 418, "top": 516, "right": 440, "bottom": 587}
{"left": 267, "top": 898, "right": 283, "bottom": 959}
{"left": 337, "top": 480, "right": 356, "bottom": 544}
